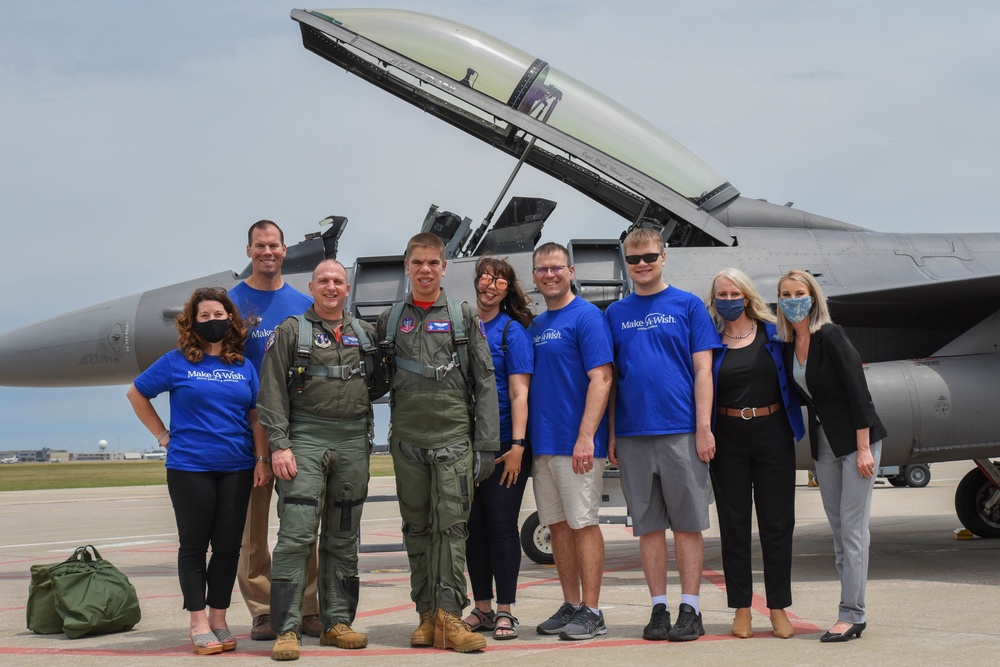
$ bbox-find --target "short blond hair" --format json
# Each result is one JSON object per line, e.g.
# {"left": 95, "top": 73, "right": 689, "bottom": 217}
{"left": 622, "top": 227, "right": 665, "bottom": 252}
{"left": 775, "top": 269, "right": 833, "bottom": 341}
{"left": 707, "top": 268, "right": 775, "bottom": 332}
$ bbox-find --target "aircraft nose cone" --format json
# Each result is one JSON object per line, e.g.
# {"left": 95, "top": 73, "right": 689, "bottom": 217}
{"left": 0, "top": 293, "right": 143, "bottom": 387}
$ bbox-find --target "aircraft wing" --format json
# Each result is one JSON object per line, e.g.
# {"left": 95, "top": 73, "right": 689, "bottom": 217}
{"left": 290, "top": 8, "right": 737, "bottom": 246}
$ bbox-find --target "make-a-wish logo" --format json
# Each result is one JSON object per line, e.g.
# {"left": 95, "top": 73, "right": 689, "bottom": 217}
{"left": 620, "top": 312, "right": 677, "bottom": 331}
{"left": 188, "top": 369, "right": 248, "bottom": 382}
{"left": 533, "top": 328, "right": 563, "bottom": 345}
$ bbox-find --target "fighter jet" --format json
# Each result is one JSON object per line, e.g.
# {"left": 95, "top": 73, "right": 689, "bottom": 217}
{"left": 0, "top": 8, "right": 998, "bottom": 541}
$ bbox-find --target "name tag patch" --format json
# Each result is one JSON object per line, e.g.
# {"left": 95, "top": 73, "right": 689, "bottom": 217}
{"left": 342, "top": 335, "right": 360, "bottom": 347}
{"left": 400, "top": 317, "right": 415, "bottom": 334}
{"left": 427, "top": 320, "right": 451, "bottom": 333}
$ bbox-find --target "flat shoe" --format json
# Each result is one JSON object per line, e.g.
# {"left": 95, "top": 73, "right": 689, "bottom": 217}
{"left": 493, "top": 611, "right": 519, "bottom": 640}
{"left": 731, "top": 607, "right": 752, "bottom": 638}
{"left": 211, "top": 627, "right": 237, "bottom": 651}
{"left": 190, "top": 632, "right": 223, "bottom": 655}
{"left": 770, "top": 609, "right": 794, "bottom": 639}
{"left": 464, "top": 607, "right": 496, "bottom": 631}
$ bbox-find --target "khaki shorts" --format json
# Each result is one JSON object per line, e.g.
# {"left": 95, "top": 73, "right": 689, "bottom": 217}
{"left": 531, "top": 455, "right": 606, "bottom": 530}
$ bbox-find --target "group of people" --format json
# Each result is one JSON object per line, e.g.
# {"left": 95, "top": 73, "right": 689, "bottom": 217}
{"left": 126, "top": 220, "right": 886, "bottom": 657}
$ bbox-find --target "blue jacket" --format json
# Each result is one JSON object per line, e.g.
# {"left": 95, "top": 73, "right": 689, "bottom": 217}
{"left": 711, "top": 321, "right": 805, "bottom": 441}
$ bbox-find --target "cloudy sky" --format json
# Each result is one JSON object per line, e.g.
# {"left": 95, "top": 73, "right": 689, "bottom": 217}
{"left": 2, "top": 0, "right": 998, "bottom": 452}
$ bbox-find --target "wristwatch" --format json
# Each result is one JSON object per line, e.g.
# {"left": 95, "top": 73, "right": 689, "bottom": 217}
{"left": 255, "top": 455, "right": 271, "bottom": 463}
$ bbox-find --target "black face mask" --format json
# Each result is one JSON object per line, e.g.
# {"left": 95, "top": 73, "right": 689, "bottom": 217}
{"left": 193, "top": 318, "right": 231, "bottom": 344}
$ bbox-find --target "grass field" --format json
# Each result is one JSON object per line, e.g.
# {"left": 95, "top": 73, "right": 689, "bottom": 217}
{"left": 0, "top": 456, "right": 397, "bottom": 492}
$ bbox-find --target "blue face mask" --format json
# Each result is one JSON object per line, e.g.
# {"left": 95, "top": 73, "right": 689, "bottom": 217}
{"left": 779, "top": 296, "right": 813, "bottom": 324}
{"left": 715, "top": 298, "right": 745, "bottom": 322}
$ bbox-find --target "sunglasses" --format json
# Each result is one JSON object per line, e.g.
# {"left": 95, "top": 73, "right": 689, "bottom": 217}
{"left": 532, "top": 265, "right": 567, "bottom": 277}
{"left": 624, "top": 252, "right": 661, "bottom": 265}
{"left": 478, "top": 273, "right": 509, "bottom": 290}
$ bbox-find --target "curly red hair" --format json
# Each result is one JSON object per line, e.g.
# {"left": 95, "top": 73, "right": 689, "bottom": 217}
{"left": 175, "top": 287, "right": 247, "bottom": 364}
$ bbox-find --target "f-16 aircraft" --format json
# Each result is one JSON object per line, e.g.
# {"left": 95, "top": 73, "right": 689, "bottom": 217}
{"left": 0, "top": 8, "right": 997, "bottom": 541}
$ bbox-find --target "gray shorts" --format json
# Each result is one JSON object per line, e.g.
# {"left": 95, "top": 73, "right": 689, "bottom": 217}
{"left": 616, "top": 433, "right": 711, "bottom": 535}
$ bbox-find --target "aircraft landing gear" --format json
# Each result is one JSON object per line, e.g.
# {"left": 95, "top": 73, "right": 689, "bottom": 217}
{"left": 955, "top": 459, "right": 1000, "bottom": 538}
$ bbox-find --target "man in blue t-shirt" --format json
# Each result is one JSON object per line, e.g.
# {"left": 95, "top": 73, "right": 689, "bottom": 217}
{"left": 605, "top": 227, "right": 721, "bottom": 643}
{"left": 528, "top": 242, "right": 614, "bottom": 642}
{"left": 227, "top": 220, "right": 316, "bottom": 641}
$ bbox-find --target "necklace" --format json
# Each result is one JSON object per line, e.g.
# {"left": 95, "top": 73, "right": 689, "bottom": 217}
{"left": 725, "top": 321, "right": 756, "bottom": 340}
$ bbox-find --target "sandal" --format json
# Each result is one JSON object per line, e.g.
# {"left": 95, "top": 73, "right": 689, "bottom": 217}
{"left": 190, "top": 632, "right": 223, "bottom": 655}
{"left": 493, "top": 611, "right": 519, "bottom": 640}
{"left": 464, "top": 608, "right": 496, "bottom": 631}
{"left": 212, "top": 627, "right": 237, "bottom": 651}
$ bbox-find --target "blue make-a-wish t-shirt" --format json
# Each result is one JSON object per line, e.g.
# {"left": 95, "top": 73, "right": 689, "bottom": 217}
{"left": 528, "top": 296, "right": 614, "bottom": 457}
{"left": 227, "top": 282, "right": 312, "bottom": 373}
{"left": 484, "top": 313, "right": 534, "bottom": 443}
{"left": 134, "top": 350, "right": 259, "bottom": 472}
{"left": 605, "top": 286, "right": 721, "bottom": 436}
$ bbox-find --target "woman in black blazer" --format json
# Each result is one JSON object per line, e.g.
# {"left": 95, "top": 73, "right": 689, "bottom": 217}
{"left": 776, "top": 270, "right": 887, "bottom": 643}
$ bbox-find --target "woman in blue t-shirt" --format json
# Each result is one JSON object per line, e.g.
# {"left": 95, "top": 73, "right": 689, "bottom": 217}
{"left": 127, "top": 287, "right": 271, "bottom": 655}
{"left": 464, "top": 257, "right": 533, "bottom": 640}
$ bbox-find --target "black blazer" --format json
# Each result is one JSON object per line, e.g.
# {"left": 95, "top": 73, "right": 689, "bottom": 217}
{"left": 785, "top": 323, "right": 887, "bottom": 460}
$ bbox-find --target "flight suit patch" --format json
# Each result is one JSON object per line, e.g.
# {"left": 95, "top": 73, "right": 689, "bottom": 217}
{"left": 400, "top": 317, "right": 415, "bottom": 333}
{"left": 478, "top": 319, "right": 486, "bottom": 339}
{"left": 426, "top": 321, "right": 451, "bottom": 333}
{"left": 315, "top": 332, "right": 332, "bottom": 348}
{"left": 343, "top": 334, "right": 360, "bottom": 347}
{"left": 264, "top": 330, "right": 276, "bottom": 353}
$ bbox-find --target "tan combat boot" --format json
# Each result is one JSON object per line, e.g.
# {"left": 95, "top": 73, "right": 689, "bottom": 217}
{"left": 410, "top": 610, "right": 435, "bottom": 647}
{"left": 434, "top": 608, "right": 487, "bottom": 652}
{"left": 320, "top": 622, "right": 368, "bottom": 649}
{"left": 271, "top": 630, "right": 300, "bottom": 661}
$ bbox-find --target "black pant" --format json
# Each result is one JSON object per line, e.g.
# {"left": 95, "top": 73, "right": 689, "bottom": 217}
{"left": 710, "top": 414, "right": 795, "bottom": 609}
{"left": 167, "top": 468, "right": 254, "bottom": 611}
{"left": 465, "top": 445, "right": 532, "bottom": 605}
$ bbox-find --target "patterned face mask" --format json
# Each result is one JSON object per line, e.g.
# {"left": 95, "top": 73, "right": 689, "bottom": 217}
{"left": 779, "top": 296, "right": 813, "bottom": 324}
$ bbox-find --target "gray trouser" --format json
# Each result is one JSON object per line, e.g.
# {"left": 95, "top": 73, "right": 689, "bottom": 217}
{"left": 815, "top": 428, "right": 882, "bottom": 624}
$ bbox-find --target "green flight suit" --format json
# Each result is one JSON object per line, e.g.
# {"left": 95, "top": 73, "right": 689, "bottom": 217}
{"left": 258, "top": 307, "right": 383, "bottom": 634}
{"left": 376, "top": 290, "right": 499, "bottom": 615}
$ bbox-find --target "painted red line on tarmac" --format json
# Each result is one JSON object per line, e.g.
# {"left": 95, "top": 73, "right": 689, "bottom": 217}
{"left": 702, "top": 565, "right": 821, "bottom": 633}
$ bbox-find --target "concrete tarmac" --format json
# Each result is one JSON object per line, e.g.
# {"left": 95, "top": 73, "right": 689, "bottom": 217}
{"left": 1, "top": 460, "right": 996, "bottom": 665}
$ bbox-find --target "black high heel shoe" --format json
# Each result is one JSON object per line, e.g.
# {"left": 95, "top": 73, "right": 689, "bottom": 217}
{"left": 819, "top": 622, "right": 866, "bottom": 643}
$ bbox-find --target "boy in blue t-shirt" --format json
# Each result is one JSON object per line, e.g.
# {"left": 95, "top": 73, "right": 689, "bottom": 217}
{"left": 605, "top": 228, "right": 721, "bottom": 643}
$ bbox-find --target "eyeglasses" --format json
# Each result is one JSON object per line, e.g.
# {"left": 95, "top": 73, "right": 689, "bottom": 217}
{"left": 532, "top": 265, "right": 567, "bottom": 277}
{"left": 624, "top": 253, "right": 661, "bottom": 265}
{"left": 478, "top": 273, "right": 509, "bottom": 290}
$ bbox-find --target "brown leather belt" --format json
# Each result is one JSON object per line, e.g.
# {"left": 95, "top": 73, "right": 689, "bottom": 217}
{"left": 717, "top": 402, "right": 783, "bottom": 420}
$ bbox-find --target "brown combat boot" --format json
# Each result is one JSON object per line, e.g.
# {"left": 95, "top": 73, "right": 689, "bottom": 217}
{"left": 434, "top": 608, "right": 487, "bottom": 652}
{"left": 410, "top": 610, "right": 435, "bottom": 647}
{"left": 271, "top": 630, "right": 300, "bottom": 661}
{"left": 320, "top": 622, "right": 368, "bottom": 649}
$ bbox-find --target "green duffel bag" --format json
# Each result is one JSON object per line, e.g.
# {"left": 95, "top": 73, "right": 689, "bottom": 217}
{"left": 27, "top": 545, "right": 141, "bottom": 638}
{"left": 26, "top": 559, "right": 64, "bottom": 634}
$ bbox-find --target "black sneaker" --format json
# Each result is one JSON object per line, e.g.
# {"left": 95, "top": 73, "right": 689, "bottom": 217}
{"left": 558, "top": 606, "right": 607, "bottom": 640}
{"left": 536, "top": 602, "right": 579, "bottom": 635}
{"left": 642, "top": 603, "right": 671, "bottom": 641}
{"left": 667, "top": 603, "right": 705, "bottom": 642}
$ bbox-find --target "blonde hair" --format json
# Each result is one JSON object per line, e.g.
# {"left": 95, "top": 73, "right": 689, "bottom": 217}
{"left": 707, "top": 268, "right": 775, "bottom": 332}
{"left": 622, "top": 227, "right": 665, "bottom": 252}
{"left": 775, "top": 269, "right": 833, "bottom": 341}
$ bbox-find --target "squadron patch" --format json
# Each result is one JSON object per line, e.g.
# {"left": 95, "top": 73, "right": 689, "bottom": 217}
{"left": 478, "top": 318, "right": 487, "bottom": 339}
{"left": 400, "top": 317, "right": 415, "bottom": 334}
{"left": 315, "top": 332, "right": 332, "bottom": 348}
{"left": 264, "top": 330, "right": 277, "bottom": 353}
{"left": 427, "top": 320, "right": 451, "bottom": 333}
{"left": 342, "top": 334, "right": 360, "bottom": 347}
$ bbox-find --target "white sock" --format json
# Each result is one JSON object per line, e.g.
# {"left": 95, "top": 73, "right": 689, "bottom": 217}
{"left": 681, "top": 594, "right": 700, "bottom": 614}
{"left": 651, "top": 595, "right": 668, "bottom": 608}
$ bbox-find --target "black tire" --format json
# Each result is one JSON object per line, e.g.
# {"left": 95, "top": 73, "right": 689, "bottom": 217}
{"left": 520, "top": 511, "right": 555, "bottom": 564}
{"left": 954, "top": 467, "right": 1000, "bottom": 538}
{"left": 903, "top": 464, "right": 930, "bottom": 488}
{"left": 887, "top": 476, "right": 908, "bottom": 487}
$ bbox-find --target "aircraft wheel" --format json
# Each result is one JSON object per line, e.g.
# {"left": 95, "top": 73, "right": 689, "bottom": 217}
{"left": 520, "top": 511, "right": 555, "bottom": 565}
{"left": 954, "top": 467, "right": 1000, "bottom": 538}
{"left": 887, "top": 476, "right": 908, "bottom": 488}
{"left": 903, "top": 464, "right": 930, "bottom": 488}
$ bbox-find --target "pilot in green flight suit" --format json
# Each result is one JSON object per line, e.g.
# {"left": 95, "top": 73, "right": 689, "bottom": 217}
{"left": 258, "top": 259, "right": 387, "bottom": 661}
{"left": 376, "top": 233, "right": 499, "bottom": 653}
